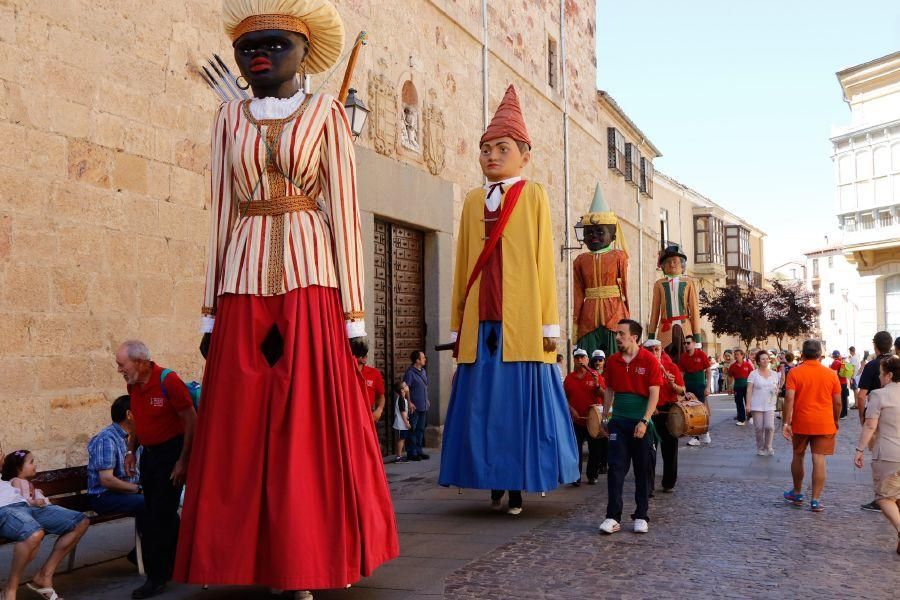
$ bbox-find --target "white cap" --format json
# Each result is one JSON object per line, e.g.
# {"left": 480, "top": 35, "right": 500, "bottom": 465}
{"left": 591, "top": 349, "right": 606, "bottom": 358}
{"left": 573, "top": 348, "right": 588, "bottom": 357}
{"left": 643, "top": 339, "right": 662, "bottom": 348}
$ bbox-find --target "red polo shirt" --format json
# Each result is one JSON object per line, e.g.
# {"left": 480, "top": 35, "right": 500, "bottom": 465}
{"left": 564, "top": 368, "right": 605, "bottom": 426}
{"left": 604, "top": 348, "right": 664, "bottom": 398}
{"left": 679, "top": 349, "right": 710, "bottom": 374}
{"left": 829, "top": 359, "right": 847, "bottom": 385}
{"left": 659, "top": 353, "right": 685, "bottom": 406}
{"left": 128, "top": 363, "right": 193, "bottom": 447}
{"left": 360, "top": 364, "right": 385, "bottom": 408}
{"left": 728, "top": 360, "right": 753, "bottom": 380}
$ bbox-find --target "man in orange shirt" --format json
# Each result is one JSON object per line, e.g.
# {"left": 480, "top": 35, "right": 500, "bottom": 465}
{"left": 782, "top": 340, "right": 842, "bottom": 512}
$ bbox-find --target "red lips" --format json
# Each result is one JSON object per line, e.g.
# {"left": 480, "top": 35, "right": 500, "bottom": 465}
{"left": 249, "top": 57, "right": 272, "bottom": 72}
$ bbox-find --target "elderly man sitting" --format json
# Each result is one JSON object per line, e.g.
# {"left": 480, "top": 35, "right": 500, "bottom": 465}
{"left": 87, "top": 394, "right": 145, "bottom": 565}
{"left": 1, "top": 445, "right": 90, "bottom": 600}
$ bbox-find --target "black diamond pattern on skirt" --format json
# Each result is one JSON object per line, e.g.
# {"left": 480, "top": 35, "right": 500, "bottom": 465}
{"left": 486, "top": 327, "right": 499, "bottom": 356}
{"left": 260, "top": 324, "right": 284, "bottom": 367}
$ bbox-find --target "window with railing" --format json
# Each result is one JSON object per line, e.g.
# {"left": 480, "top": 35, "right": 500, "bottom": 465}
{"left": 861, "top": 213, "right": 876, "bottom": 230}
{"left": 640, "top": 157, "right": 654, "bottom": 197}
{"left": 842, "top": 215, "right": 857, "bottom": 231}
{"left": 624, "top": 143, "right": 641, "bottom": 186}
{"left": 812, "top": 258, "right": 819, "bottom": 278}
{"left": 659, "top": 209, "right": 669, "bottom": 252}
{"left": 726, "top": 267, "right": 751, "bottom": 287}
{"left": 752, "top": 271, "right": 763, "bottom": 288}
{"left": 879, "top": 210, "right": 894, "bottom": 228}
{"left": 725, "top": 225, "right": 751, "bottom": 271}
{"left": 694, "top": 215, "right": 724, "bottom": 264}
{"left": 607, "top": 128, "right": 625, "bottom": 174}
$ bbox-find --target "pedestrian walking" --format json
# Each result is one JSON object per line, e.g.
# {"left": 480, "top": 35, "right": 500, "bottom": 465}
{"left": 746, "top": 350, "right": 779, "bottom": 456}
{"left": 782, "top": 340, "right": 841, "bottom": 513}
{"left": 853, "top": 356, "right": 900, "bottom": 554}
{"left": 403, "top": 351, "right": 430, "bottom": 461}
{"left": 645, "top": 339, "right": 685, "bottom": 493}
{"left": 848, "top": 346, "right": 861, "bottom": 394}
{"left": 829, "top": 350, "right": 851, "bottom": 419}
{"left": 564, "top": 348, "right": 607, "bottom": 486}
{"left": 116, "top": 340, "right": 196, "bottom": 598}
{"left": 728, "top": 349, "right": 753, "bottom": 426}
{"left": 598, "top": 319, "right": 663, "bottom": 535}
{"left": 857, "top": 331, "right": 893, "bottom": 512}
{"left": 679, "top": 336, "right": 712, "bottom": 446}
{"left": 709, "top": 356, "right": 720, "bottom": 395}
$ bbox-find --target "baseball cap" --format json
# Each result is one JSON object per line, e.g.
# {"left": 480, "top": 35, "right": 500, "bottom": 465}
{"left": 573, "top": 348, "right": 588, "bottom": 357}
{"left": 831, "top": 350, "right": 841, "bottom": 358}
{"left": 643, "top": 339, "right": 662, "bottom": 348}
{"left": 591, "top": 349, "right": 606, "bottom": 358}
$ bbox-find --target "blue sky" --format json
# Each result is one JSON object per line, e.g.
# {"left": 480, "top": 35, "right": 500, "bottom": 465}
{"left": 596, "top": 0, "right": 900, "bottom": 270}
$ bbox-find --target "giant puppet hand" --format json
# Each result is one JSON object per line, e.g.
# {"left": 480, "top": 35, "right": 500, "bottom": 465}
{"left": 350, "top": 336, "right": 370, "bottom": 358}
{"left": 543, "top": 337, "right": 558, "bottom": 353}
{"left": 200, "top": 333, "right": 212, "bottom": 359}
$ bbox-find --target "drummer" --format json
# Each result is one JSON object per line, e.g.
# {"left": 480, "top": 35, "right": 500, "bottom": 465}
{"left": 564, "top": 348, "right": 608, "bottom": 486}
{"left": 644, "top": 339, "right": 685, "bottom": 494}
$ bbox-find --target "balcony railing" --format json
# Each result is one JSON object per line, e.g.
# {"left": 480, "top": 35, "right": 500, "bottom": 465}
{"left": 726, "top": 267, "right": 761, "bottom": 288}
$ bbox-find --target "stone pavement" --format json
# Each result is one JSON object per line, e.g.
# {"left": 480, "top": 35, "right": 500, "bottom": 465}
{"left": 3, "top": 395, "right": 898, "bottom": 599}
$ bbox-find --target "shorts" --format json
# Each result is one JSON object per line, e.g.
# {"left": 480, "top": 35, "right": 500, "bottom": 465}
{"left": 792, "top": 433, "right": 836, "bottom": 456}
{"left": 872, "top": 460, "right": 900, "bottom": 501}
{"left": 0, "top": 502, "right": 86, "bottom": 542}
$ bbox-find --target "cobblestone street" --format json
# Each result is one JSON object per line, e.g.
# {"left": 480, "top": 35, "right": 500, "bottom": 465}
{"left": 7, "top": 395, "right": 897, "bottom": 599}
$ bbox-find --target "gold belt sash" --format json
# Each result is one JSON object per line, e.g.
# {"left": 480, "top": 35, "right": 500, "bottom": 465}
{"left": 585, "top": 285, "right": 622, "bottom": 300}
{"left": 239, "top": 194, "right": 318, "bottom": 216}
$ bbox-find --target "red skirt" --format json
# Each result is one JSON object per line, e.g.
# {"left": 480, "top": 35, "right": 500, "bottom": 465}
{"left": 174, "top": 286, "right": 399, "bottom": 589}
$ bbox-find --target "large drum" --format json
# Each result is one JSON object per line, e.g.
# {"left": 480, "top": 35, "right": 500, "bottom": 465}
{"left": 586, "top": 405, "right": 607, "bottom": 439}
{"left": 666, "top": 394, "right": 710, "bottom": 437}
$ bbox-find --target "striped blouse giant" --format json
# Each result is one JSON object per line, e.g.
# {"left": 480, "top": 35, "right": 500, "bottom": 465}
{"left": 202, "top": 93, "right": 365, "bottom": 336}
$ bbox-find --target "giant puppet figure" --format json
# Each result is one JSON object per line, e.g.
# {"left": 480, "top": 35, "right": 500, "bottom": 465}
{"left": 175, "top": 0, "right": 398, "bottom": 592}
{"left": 647, "top": 243, "right": 701, "bottom": 362}
{"left": 438, "top": 85, "right": 579, "bottom": 514}
{"left": 572, "top": 184, "right": 630, "bottom": 358}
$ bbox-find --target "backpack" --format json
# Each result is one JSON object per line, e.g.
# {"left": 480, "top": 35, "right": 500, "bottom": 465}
{"left": 160, "top": 368, "right": 201, "bottom": 410}
{"left": 838, "top": 361, "right": 855, "bottom": 379}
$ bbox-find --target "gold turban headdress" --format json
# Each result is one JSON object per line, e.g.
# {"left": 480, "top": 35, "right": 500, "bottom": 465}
{"left": 223, "top": 0, "right": 345, "bottom": 74}
{"left": 578, "top": 183, "right": 627, "bottom": 252}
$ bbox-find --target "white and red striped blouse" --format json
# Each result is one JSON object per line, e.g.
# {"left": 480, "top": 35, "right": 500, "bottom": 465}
{"left": 202, "top": 92, "right": 365, "bottom": 337}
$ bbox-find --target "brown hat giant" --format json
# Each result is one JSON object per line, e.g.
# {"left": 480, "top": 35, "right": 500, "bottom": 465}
{"left": 223, "top": 0, "right": 345, "bottom": 74}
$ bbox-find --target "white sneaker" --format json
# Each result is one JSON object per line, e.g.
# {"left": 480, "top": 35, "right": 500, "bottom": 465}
{"left": 687, "top": 437, "right": 701, "bottom": 447}
{"left": 599, "top": 518, "right": 621, "bottom": 534}
{"left": 701, "top": 433, "right": 712, "bottom": 444}
{"left": 757, "top": 450, "right": 767, "bottom": 456}
{"left": 735, "top": 420, "right": 746, "bottom": 426}
{"left": 767, "top": 448, "right": 775, "bottom": 456}
{"left": 748, "top": 417, "right": 754, "bottom": 425}
{"left": 633, "top": 519, "right": 649, "bottom": 533}
{"left": 507, "top": 507, "right": 523, "bottom": 516}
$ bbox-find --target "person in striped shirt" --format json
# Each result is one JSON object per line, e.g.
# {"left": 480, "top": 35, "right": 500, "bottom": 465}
{"left": 175, "top": 0, "right": 398, "bottom": 593}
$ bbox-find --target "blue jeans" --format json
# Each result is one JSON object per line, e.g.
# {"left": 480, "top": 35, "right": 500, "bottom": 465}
{"left": 0, "top": 502, "right": 86, "bottom": 542}
{"left": 605, "top": 418, "right": 653, "bottom": 522}
{"left": 407, "top": 408, "right": 428, "bottom": 457}
{"left": 90, "top": 491, "right": 146, "bottom": 535}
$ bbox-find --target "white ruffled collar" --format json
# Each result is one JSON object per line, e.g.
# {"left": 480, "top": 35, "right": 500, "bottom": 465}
{"left": 249, "top": 90, "right": 306, "bottom": 120}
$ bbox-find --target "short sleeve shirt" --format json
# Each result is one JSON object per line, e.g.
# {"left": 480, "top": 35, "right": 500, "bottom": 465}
{"left": 128, "top": 363, "right": 193, "bottom": 447}
{"left": 866, "top": 383, "right": 900, "bottom": 461}
{"left": 859, "top": 354, "right": 887, "bottom": 394}
{"left": 564, "top": 368, "right": 605, "bottom": 425}
{"left": 604, "top": 348, "right": 664, "bottom": 398}
{"left": 659, "top": 353, "right": 685, "bottom": 406}
{"left": 360, "top": 365, "right": 385, "bottom": 409}
{"left": 87, "top": 422, "right": 136, "bottom": 495}
{"left": 728, "top": 360, "right": 753, "bottom": 381}
{"left": 830, "top": 359, "right": 847, "bottom": 385}
{"left": 679, "top": 350, "right": 710, "bottom": 374}
{"left": 785, "top": 360, "right": 841, "bottom": 435}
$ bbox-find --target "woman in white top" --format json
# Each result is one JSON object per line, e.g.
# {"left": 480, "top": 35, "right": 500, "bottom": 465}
{"left": 745, "top": 350, "right": 780, "bottom": 456}
{"left": 854, "top": 356, "right": 900, "bottom": 555}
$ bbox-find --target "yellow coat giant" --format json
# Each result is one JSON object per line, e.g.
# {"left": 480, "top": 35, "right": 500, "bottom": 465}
{"left": 451, "top": 181, "right": 560, "bottom": 364}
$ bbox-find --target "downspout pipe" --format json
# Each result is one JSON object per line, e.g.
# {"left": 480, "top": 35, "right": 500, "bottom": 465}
{"left": 637, "top": 186, "right": 643, "bottom": 324}
{"left": 482, "top": 0, "right": 489, "bottom": 129}
{"left": 560, "top": 0, "right": 572, "bottom": 365}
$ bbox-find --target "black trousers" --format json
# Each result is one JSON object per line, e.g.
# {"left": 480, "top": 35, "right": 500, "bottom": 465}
{"left": 733, "top": 387, "right": 747, "bottom": 422}
{"left": 650, "top": 407, "right": 678, "bottom": 491}
{"left": 840, "top": 384, "right": 849, "bottom": 418}
{"left": 606, "top": 418, "right": 652, "bottom": 522}
{"left": 574, "top": 425, "right": 608, "bottom": 481}
{"left": 139, "top": 436, "right": 184, "bottom": 584}
{"left": 491, "top": 489, "right": 522, "bottom": 509}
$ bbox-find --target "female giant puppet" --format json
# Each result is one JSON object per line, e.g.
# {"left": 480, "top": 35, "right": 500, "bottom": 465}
{"left": 175, "top": 0, "right": 398, "bottom": 591}
{"left": 438, "top": 86, "right": 579, "bottom": 514}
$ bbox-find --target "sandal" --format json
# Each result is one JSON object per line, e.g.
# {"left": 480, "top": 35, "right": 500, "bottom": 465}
{"left": 783, "top": 489, "right": 804, "bottom": 506}
{"left": 810, "top": 499, "right": 825, "bottom": 512}
{"left": 26, "top": 583, "right": 61, "bottom": 600}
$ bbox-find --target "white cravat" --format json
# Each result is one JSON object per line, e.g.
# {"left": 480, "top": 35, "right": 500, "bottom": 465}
{"left": 483, "top": 176, "right": 522, "bottom": 212}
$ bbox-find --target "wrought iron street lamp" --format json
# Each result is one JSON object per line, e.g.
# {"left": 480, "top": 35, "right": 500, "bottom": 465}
{"left": 344, "top": 88, "right": 370, "bottom": 139}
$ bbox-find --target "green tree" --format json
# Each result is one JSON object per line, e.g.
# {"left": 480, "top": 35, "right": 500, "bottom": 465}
{"left": 700, "top": 285, "right": 769, "bottom": 352}
{"left": 766, "top": 280, "right": 818, "bottom": 350}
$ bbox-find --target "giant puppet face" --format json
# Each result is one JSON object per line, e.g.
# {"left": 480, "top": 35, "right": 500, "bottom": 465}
{"left": 234, "top": 29, "right": 310, "bottom": 92}
{"left": 661, "top": 255, "right": 685, "bottom": 277}
{"left": 479, "top": 136, "right": 530, "bottom": 182}
{"left": 584, "top": 224, "right": 615, "bottom": 252}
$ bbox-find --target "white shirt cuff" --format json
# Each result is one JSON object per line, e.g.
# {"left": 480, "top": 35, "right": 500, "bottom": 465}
{"left": 200, "top": 316, "right": 215, "bottom": 334}
{"left": 346, "top": 320, "right": 367, "bottom": 339}
{"left": 450, "top": 331, "right": 458, "bottom": 343}
{"left": 542, "top": 324, "right": 560, "bottom": 338}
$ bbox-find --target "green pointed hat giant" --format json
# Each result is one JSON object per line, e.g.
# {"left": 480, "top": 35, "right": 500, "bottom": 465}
{"left": 579, "top": 183, "right": 618, "bottom": 226}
